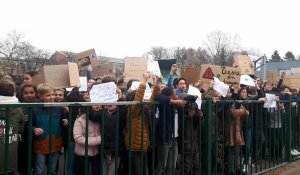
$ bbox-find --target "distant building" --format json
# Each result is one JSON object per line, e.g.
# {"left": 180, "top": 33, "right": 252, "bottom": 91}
{"left": 256, "top": 60, "right": 300, "bottom": 78}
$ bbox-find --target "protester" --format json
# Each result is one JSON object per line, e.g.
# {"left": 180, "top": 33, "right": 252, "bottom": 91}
{"left": 32, "top": 84, "right": 68, "bottom": 175}
{"left": 73, "top": 105, "right": 101, "bottom": 175}
{"left": 0, "top": 78, "right": 24, "bottom": 175}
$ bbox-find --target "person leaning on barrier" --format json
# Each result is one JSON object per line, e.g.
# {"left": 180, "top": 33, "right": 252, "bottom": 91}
{"left": 154, "top": 86, "right": 186, "bottom": 175}
{"left": 124, "top": 72, "right": 161, "bottom": 175}
{"left": 0, "top": 78, "right": 24, "bottom": 175}
{"left": 31, "top": 84, "right": 68, "bottom": 175}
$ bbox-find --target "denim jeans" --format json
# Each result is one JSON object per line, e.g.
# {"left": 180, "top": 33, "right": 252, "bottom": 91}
{"left": 33, "top": 152, "right": 59, "bottom": 175}
{"left": 156, "top": 139, "right": 178, "bottom": 175}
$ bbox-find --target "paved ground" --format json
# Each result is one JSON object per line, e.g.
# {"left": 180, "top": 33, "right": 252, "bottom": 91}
{"left": 263, "top": 159, "right": 300, "bottom": 175}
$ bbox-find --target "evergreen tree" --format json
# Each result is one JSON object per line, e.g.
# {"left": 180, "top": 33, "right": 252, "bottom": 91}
{"left": 284, "top": 51, "right": 295, "bottom": 61}
{"left": 270, "top": 50, "right": 282, "bottom": 61}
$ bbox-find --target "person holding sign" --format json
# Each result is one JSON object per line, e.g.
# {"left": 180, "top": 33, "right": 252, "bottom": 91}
{"left": 125, "top": 72, "right": 161, "bottom": 175}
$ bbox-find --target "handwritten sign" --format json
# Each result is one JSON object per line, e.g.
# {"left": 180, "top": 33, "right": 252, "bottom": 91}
{"left": 213, "top": 77, "right": 229, "bottom": 97}
{"left": 183, "top": 67, "right": 201, "bottom": 85}
{"left": 89, "top": 82, "right": 118, "bottom": 102}
{"left": 124, "top": 57, "right": 147, "bottom": 82}
{"left": 266, "top": 70, "right": 278, "bottom": 84}
{"left": 200, "top": 64, "right": 241, "bottom": 89}
{"left": 234, "top": 55, "right": 254, "bottom": 75}
{"left": 187, "top": 85, "right": 202, "bottom": 109}
{"left": 264, "top": 93, "right": 277, "bottom": 108}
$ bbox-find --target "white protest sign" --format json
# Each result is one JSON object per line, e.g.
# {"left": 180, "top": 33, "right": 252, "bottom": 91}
{"left": 187, "top": 85, "right": 202, "bottom": 109}
{"left": 130, "top": 81, "right": 152, "bottom": 100}
{"left": 213, "top": 77, "right": 229, "bottom": 97}
{"left": 147, "top": 60, "right": 162, "bottom": 77}
{"left": 240, "top": 75, "right": 255, "bottom": 87}
{"left": 66, "top": 77, "right": 88, "bottom": 92}
{"left": 89, "top": 82, "right": 118, "bottom": 102}
{"left": 264, "top": 93, "right": 277, "bottom": 108}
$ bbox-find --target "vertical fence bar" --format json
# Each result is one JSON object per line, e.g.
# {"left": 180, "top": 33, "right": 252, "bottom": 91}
{"left": 128, "top": 107, "right": 133, "bottom": 175}
{"left": 206, "top": 99, "right": 212, "bottom": 175}
{"left": 100, "top": 107, "right": 105, "bottom": 175}
{"left": 151, "top": 105, "right": 156, "bottom": 175}
{"left": 115, "top": 106, "right": 120, "bottom": 175}
{"left": 28, "top": 107, "right": 33, "bottom": 175}
{"left": 84, "top": 108, "right": 89, "bottom": 175}
{"left": 66, "top": 107, "right": 72, "bottom": 175}
{"left": 4, "top": 108, "right": 9, "bottom": 175}
{"left": 47, "top": 108, "right": 53, "bottom": 175}
{"left": 286, "top": 96, "right": 292, "bottom": 162}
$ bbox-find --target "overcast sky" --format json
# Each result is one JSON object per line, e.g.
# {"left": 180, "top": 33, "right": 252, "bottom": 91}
{"left": 1, "top": 0, "right": 299, "bottom": 59}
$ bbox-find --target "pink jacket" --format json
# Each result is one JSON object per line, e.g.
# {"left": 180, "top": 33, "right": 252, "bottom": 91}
{"left": 73, "top": 114, "right": 101, "bottom": 156}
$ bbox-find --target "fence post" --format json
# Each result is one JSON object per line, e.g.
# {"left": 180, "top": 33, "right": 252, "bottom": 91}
{"left": 206, "top": 99, "right": 212, "bottom": 175}
{"left": 286, "top": 94, "right": 292, "bottom": 162}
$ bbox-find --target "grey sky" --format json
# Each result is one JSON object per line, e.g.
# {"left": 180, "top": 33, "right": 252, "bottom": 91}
{"left": 1, "top": 0, "right": 299, "bottom": 59}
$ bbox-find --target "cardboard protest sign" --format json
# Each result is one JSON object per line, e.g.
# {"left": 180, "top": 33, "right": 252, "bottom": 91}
{"left": 283, "top": 75, "right": 300, "bottom": 89}
{"left": 291, "top": 68, "right": 300, "bottom": 75}
{"left": 89, "top": 82, "right": 118, "bottom": 102}
{"left": 91, "top": 64, "right": 114, "bottom": 77}
{"left": 200, "top": 64, "right": 241, "bottom": 88}
{"left": 75, "top": 49, "right": 97, "bottom": 67}
{"left": 183, "top": 67, "right": 201, "bottom": 85}
{"left": 157, "top": 59, "right": 177, "bottom": 83}
{"left": 234, "top": 55, "right": 254, "bottom": 75}
{"left": 32, "top": 62, "right": 80, "bottom": 88}
{"left": 266, "top": 70, "right": 278, "bottom": 84}
{"left": 124, "top": 57, "right": 148, "bottom": 82}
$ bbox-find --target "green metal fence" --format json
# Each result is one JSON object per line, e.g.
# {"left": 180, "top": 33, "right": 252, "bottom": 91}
{"left": 1, "top": 97, "right": 299, "bottom": 175}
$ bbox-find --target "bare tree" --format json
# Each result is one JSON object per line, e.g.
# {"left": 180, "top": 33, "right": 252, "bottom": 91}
{"left": 0, "top": 31, "right": 49, "bottom": 81}
{"left": 203, "top": 30, "right": 241, "bottom": 66}
{"left": 147, "top": 46, "right": 175, "bottom": 60}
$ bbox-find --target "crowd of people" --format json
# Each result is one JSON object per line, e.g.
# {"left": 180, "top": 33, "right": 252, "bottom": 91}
{"left": 0, "top": 63, "right": 299, "bottom": 175}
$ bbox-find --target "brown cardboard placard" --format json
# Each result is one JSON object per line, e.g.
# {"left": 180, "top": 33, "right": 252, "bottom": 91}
{"left": 182, "top": 67, "right": 201, "bottom": 85}
{"left": 67, "top": 62, "right": 81, "bottom": 86}
{"left": 283, "top": 75, "right": 300, "bottom": 89}
{"left": 200, "top": 64, "right": 241, "bottom": 88}
{"left": 266, "top": 70, "right": 278, "bottom": 84}
{"left": 124, "top": 57, "right": 148, "bottom": 82}
{"left": 75, "top": 49, "right": 97, "bottom": 67}
{"left": 32, "top": 62, "right": 80, "bottom": 88}
{"left": 291, "top": 68, "right": 300, "bottom": 75}
{"left": 234, "top": 55, "right": 254, "bottom": 75}
{"left": 92, "top": 64, "right": 114, "bottom": 77}
{"left": 32, "top": 73, "right": 46, "bottom": 87}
